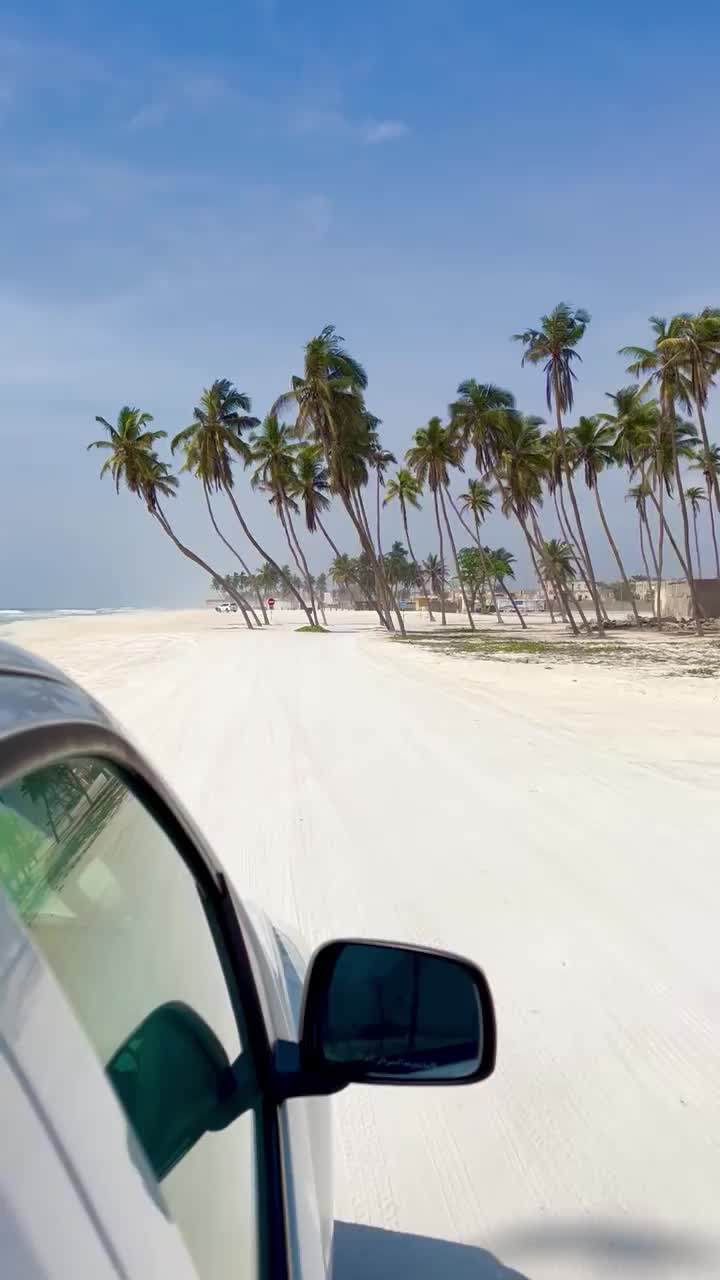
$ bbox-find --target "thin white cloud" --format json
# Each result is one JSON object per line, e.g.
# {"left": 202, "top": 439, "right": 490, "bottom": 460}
{"left": 291, "top": 108, "right": 409, "bottom": 145}
{"left": 127, "top": 102, "right": 169, "bottom": 131}
{"left": 363, "top": 119, "right": 409, "bottom": 145}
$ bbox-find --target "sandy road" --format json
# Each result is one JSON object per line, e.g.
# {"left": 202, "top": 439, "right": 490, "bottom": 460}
{"left": 8, "top": 608, "right": 720, "bottom": 1278}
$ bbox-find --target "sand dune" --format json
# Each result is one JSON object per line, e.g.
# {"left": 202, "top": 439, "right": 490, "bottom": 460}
{"left": 6, "top": 607, "right": 720, "bottom": 1279}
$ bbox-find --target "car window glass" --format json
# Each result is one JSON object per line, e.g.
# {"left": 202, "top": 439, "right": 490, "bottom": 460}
{"left": 0, "top": 755, "right": 261, "bottom": 1280}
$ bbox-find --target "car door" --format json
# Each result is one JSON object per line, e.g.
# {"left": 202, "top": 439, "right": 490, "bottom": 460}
{"left": 0, "top": 751, "right": 272, "bottom": 1280}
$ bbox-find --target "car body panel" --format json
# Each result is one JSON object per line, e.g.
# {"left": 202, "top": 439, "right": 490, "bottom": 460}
{"left": 0, "top": 888, "right": 200, "bottom": 1279}
{"left": 0, "top": 640, "right": 333, "bottom": 1280}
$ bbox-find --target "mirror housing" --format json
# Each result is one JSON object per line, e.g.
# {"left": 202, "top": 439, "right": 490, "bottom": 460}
{"left": 275, "top": 939, "right": 496, "bottom": 1098}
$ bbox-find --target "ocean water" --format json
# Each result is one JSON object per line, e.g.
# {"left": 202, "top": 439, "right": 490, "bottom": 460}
{"left": 0, "top": 608, "right": 140, "bottom": 626}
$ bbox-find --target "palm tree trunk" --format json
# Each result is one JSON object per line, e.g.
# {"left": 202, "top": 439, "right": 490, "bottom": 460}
{"left": 637, "top": 515, "right": 655, "bottom": 617}
{"left": 432, "top": 487, "right": 447, "bottom": 625}
{"left": 695, "top": 399, "right": 720, "bottom": 511}
{"left": 495, "top": 575, "right": 527, "bottom": 628}
{"left": 647, "top": 490, "right": 692, "bottom": 579}
{"left": 553, "top": 392, "right": 605, "bottom": 635}
{"left": 439, "top": 487, "right": 475, "bottom": 630}
{"left": 654, "top": 472, "right": 665, "bottom": 625}
{"left": 693, "top": 509, "right": 702, "bottom": 579}
{"left": 666, "top": 397, "right": 701, "bottom": 632}
{"left": 399, "top": 498, "right": 435, "bottom": 621}
{"left": 528, "top": 509, "right": 560, "bottom": 624}
{"left": 523, "top": 510, "right": 587, "bottom": 632}
{"left": 557, "top": 584, "right": 580, "bottom": 634}
{"left": 202, "top": 486, "right": 263, "bottom": 626}
{"left": 316, "top": 514, "right": 343, "bottom": 560}
{"left": 444, "top": 490, "right": 502, "bottom": 623}
{"left": 516, "top": 510, "right": 556, "bottom": 622}
{"left": 351, "top": 488, "right": 403, "bottom": 633}
{"left": 593, "top": 484, "right": 641, "bottom": 624}
{"left": 706, "top": 480, "right": 720, "bottom": 576}
{"left": 556, "top": 486, "right": 607, "bottom": 620}
{"left": 221, "top": 481, "right": 314, "bottom": 626}
{"left": 151, "top": 503, "right": 254, "bottom": 628}
{"left": 280, "top": 501, "right": 319, "bottom": 625}
{"left": 286, "top": 504, "right": 323, "bottom": 626}
{"left": 472, "top": 513, "right": 502, "bottom": 623}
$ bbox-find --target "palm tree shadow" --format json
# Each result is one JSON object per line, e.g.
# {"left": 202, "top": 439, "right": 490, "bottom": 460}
{"left": 333, "top": 1222, "right": 529, "bottom": 1279}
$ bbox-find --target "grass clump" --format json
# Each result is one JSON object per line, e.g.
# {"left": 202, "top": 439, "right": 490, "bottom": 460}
{"left": 296, "top": 624, "right": 328, "bottom": 633}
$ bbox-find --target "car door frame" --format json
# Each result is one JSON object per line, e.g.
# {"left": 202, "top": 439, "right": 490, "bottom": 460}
{"left": 0, "top": 663, "right": 294, "bottom": 1280}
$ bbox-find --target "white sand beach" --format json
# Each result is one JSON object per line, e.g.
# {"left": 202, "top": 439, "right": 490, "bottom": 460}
{"left": 4, "top": 607, "right": 720, "bottom": 1278}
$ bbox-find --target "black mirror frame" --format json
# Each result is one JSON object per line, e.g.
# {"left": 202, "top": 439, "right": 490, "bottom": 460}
{"left": 298, "top": 938, "right": 497, "bottom": 1089}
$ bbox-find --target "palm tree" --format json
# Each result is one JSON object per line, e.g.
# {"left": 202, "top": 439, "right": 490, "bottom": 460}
{"left": 171, "top": 379, "right": 314, "bottom": 625}
{"left": 406, "top": 418, "right": 475, "bottom": 629}
{"left": 690, "top": 445, "right": 720, "bottom": 576}
{"left": 383, "top": 469, "right": 435, "bottom": 620}
{"left": 89, "top": 412, "right": 255, "bottom": 623}
{"left": 514, "top": 303, "right": 606, "bottom": 634}
{"left": 422, "top": 553, "right": 448, "bottom": 600}
{"left": 293, "top": 442, "right": 340, "bottom": 557}
{"left": 446, "top": 479, "right": 502, "bottom": 624}
{"left": 626, "top": 482, "right": 657, "bottom": 615}
{"left": 448, "top": 380, "right": 517, "bottom": 473}
{"left": 493, "top": 414, "right": 556, "bottom": 630}
{"left": 569, "top": 416, "right": 641, "bottom": 624}
{"left": 274, "top": 326, "right": 404, "bottom": 635}
{"left": 685, "top": 486, "right": 707, "bottom": 577}
{"left": 484, "top": 546, "right": 527, "bottom": 627}
{"left": 250, "top": 414, "right": 320, "bottom": 624}
{"left": 659, "top": 309, "right": 720, "bottom": 511}
{"left": 369, "top": 437, "right": 397, "bottom": 559}
{"left": 538, "top": 539, "right": 580, "bottom": 635}
{"left": 621, "top": 318, "right": 701, "bottom": 631}
{"left": 177, "top": 432, "right": 263, "bottom": 626}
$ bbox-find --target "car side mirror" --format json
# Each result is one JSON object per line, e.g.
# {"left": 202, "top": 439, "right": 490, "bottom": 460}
{"left": 106, "top": 1001, "right": 253, "bottom": 1181}
{"left": 293, "top": 940, "right": 495, "bottom": 1091}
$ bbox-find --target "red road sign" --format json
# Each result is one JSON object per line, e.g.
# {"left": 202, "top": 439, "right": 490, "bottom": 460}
{"left": 267, "top": 597, "right": 275, "bottom": 609}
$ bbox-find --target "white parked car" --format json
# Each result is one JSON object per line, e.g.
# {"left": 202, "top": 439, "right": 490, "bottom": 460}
{"left": 214, "top": 601, "right": 238, "bottom": 613}
{"left": 0, "top": 642, "right": 497, "bottom": 1279}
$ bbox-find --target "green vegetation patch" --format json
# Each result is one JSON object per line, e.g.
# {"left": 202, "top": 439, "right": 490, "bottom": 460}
{"left": 296, "top": 624, "right": 328, "bottom": 633}
{"left": 407, "top": 633, "right": 624, "bottom": 662}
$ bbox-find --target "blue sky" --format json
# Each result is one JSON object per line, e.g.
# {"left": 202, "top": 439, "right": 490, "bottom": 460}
{"left": 2, "top": 1, "right": 719, "bottom": 606}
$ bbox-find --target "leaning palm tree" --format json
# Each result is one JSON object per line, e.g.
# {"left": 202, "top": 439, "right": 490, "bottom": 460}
{"left": 690, "top": 445, "right": 720, "bottom": 576}
{"left": 89, "top": 411, "right": 254, "bottom": 623}
{"left": 658, "top": 309, "right": 720, "bottom": 510}
{"left": 273, "top": 326, "right": 403, "bottom": 635}
{"left": 621, "top": 319, "right": 701, "bottom": 631}
{"left": 250, "top": 414, "right": 319, "bottom": 624}
{"left": 292, "top": 442, "right": 341, "bottom": 557}
{"left": 514, "top": 303, "right": 605, "bottom": 634}
{"left": 494, "top": 413, "right": 560, "bottom": 630}
{"left": 685, "top": 487, "right": 707, "bottom": 578}
{"left": 406, "top": 418, "right": 475, "bottom": 628}
{"left": 538, "top": 539, "right": 580, "bottom": 635}
{"left": 626, "top": 482, "right": 657, "bottom": 615}
{"left": 383, "top": 469, "right": 435, "bottom": 620}
{"left": 171, "top": 379, "right": 314, "bottom": 625}
{"left": 178, "top": 431, "right": 264, "bottom": 626}
{"left": 569, "top": 416, "right": 641, "bottom": 624}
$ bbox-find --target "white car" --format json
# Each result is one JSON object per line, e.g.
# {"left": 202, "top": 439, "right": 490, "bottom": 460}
{"left": 0, "top": 642, "right": 497, "bottom": 1279}
{"left": 214, "top": 601, "right": 238, "bottom": 613}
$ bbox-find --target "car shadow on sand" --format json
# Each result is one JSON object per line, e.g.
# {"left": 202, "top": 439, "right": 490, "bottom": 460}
{"left": 333, "top": 1222, "right": 529, "bottom": 1279}
{"left": 334, "top": 1219, "right": 720, "bottom": 1279}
